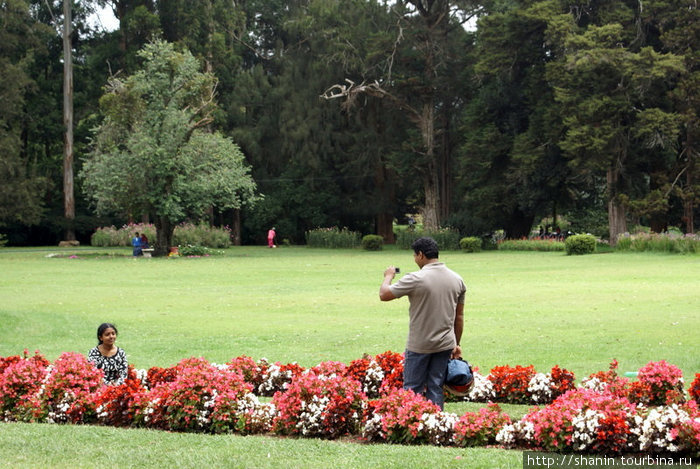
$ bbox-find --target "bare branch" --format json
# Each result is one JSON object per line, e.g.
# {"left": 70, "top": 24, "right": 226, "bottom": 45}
{"left": 321, "top": 78, "right": 421, "bottom": 123}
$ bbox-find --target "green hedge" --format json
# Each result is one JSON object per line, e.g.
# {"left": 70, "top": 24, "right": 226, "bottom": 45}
{"left": 305, "top": 227, "right": 361, "bottom": 248}
{"left": 498, "top": 239, "right": 565, "bottom": 252}
{"left": 362, "top": 235, "right": 384, "bottom": 251}
{"left": 459, "top": 237, "right": 481, "bottom": 253}
{"left": 90, "top": 223, "right": 232, "bottom": 249}
{"left": 395, "top": 228, "right": 460, "bottom": 251}
{"left": 616, "top": 232, "right": 700, "bottom": 254}
{"left": 565, "top": 234, "right": 596, "bottom": 255}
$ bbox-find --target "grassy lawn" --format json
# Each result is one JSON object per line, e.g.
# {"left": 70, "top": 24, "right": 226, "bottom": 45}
{"left": 0, "top": 246, "right": 698, "bottom": 468}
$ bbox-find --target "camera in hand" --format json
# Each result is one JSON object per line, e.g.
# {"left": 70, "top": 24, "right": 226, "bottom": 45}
{"left": 395, "top": 267, "right": 400, "bottom": 273}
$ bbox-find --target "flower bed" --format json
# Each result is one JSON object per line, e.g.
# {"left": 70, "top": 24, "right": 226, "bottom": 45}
{"left": 1, "top": 350, "right": 698, "bottom": 457}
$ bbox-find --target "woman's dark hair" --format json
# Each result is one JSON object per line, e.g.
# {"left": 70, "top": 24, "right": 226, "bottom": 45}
{"left": 97, "top": 323, "right": 118, "bottom": 344}
{"left": 411, "top": 237, "right": 439, "bottom": 259}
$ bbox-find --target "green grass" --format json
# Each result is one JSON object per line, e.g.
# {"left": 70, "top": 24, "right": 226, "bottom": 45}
{"left": 0, "top": 246, "right": 698, "bottom": 468}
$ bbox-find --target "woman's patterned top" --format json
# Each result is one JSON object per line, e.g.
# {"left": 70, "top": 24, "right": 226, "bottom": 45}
{"left": 87, "top": 346, "right": 128, "bottom": 385}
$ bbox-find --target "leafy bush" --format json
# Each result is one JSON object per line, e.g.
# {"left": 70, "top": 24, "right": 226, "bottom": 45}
{"left": 565, "top": 234, "right": 596, "bottom": 255}
{"left": 395, "top": 227, "right": 460, "bottom": 250}
{"left": 498, "top": 239, "right": 565, "bottom": 252}
{"left": 616, "top": 232, "right": 700, "bottom": 254}
{"left": 0, "top": 233, "right": 7, "bottom": 247}
{"left": 305, "top": 227, "right": 361, "bottom": 248}
{"left": 272, "top": 363, "right": 365, "bottom": 438}
{"left": 454, "top": 403, "right": 511, "bottom": 446}
{"left": 172, "top": 223, "right": 232, "bottom": 249}
{"left": 177, "top": 244, "right": 223, "bottom": 257}
{"left": 362, "top": 235, "right": 384, "bottom": 251}
{"left": 91, "top": 223, "right": 231, "bottom": 248}
{"left": 459, "top": 237, "right": 481, "bottom": 252}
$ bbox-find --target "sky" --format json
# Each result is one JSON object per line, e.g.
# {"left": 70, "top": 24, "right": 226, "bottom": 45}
{"left": 89, "top": 5, "right": 119, "bottom": 32}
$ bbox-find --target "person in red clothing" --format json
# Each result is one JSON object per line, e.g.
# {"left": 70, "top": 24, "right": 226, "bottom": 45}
{"left": 140, "top": 233, "right": 149, "bottom": 249}
{"left": 267, "top": 227, "right": 276, "bottom": 248}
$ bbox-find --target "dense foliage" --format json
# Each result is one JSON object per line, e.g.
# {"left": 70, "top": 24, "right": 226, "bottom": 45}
{"left": 1, "top": 0, "right": 698, "bottom": 246}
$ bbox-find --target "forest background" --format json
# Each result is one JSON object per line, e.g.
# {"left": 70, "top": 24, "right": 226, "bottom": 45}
{"left": 1, "top": 0, "right": 698, "bottom": 247}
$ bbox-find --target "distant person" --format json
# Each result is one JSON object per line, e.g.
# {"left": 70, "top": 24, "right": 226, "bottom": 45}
{"left": 140, "top": 233, "right": 149, "bottom": 249}
{"left": 379, "top": 237, "right": 466, "bottom": 409}
{"left": 87, "top": 323, "right": 128, "bottom": 386}
{"left": 131, "top": 232, "right": 142, "bottom": 256}
{"left": 267, "top": 227, "right": 276, "bottom": 248}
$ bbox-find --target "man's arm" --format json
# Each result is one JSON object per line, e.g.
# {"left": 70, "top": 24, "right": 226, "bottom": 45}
{"left": 379, "top": 267, "right": 397, "bottom": 301}
{"left": 452, "top": 303, "right": 464, "bottom": 358}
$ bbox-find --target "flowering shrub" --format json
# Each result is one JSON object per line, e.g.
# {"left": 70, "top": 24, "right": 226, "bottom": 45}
{"left": 671, "top": 401, "right": 700, "bottom": 457}
{"left": 373, "top": 350, "right": 404, "bottom": 393}
{"left": 636, "top": 360, "right": 685, "bottom": 405}
{"left": 363, "top": 388, "right": 441, "bottom": 444}
{"left": 580, "top": 360, "right": 631, "bottom": 398}
{"left": 132, "top": 357, "right": 252, "bottom": 432}
{"left": 636, "top": 402, "right": 696, "bottom": 453}
{"left": 417, "top": 411, "right": 459, "bottom": 446}
{"left": 489, "top": 365, "right": 536, "bottom": 404}
{"left": 226, "top": 393, "right": 276, "bottom": 435}
{"left": 0, "top": 351, "right": 50, "bottom": 421}
{"left": 2, "top": 351, "right": 700, "bottom": 456}
{"left": 454, "top": 403, "right": 511, "bottom": 446}
{"left": 227, "top": 355, "right": 267, "bottom": 391}
{"left": 90, "top": 222, "right": 232, "bottom": 248}
{"left": 690, "top": 374, "right": 700, "bottom": 406}
{"left": 257, "top": 360, "right": 306, "bottom": 397}
{"left": 467, "top": 371, "right": 496, "bottom": 402}
{"left": 145, "top": 365, "right": 179, "bottom": 388}
{"left": 272, "top": 369, "right": 365, "bottom": 438}
{"left": 514, "top": 389, "right": 638, "bottom": 454}
{"left": 90, "top": 372, "right": 145, "bottom": 427}
{"left": 345, "top": 351, "right": 403, "bottom": 398}
{"left": 36, "top": 352, "right": 105, "bottom": 424}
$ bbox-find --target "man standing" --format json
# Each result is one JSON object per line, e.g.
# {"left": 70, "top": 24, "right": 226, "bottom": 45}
{"left": 379, "top": 237, "right": 466, "bottom": 409}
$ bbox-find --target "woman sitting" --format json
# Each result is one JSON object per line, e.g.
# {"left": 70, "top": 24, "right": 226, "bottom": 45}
{"left": 87, "top": 323, "right": 128, "bottom": 385}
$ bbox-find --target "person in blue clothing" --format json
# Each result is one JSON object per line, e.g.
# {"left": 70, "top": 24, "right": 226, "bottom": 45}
{"left": 131, "top": 232, "right": 143, "bottom": 256}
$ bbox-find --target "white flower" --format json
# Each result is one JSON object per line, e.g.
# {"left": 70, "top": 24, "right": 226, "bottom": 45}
{"left": 468, "top": 372, "right": 495, "bottom": 401}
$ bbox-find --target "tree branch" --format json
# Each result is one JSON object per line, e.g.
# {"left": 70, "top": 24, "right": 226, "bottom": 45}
{"left": 320, "top": 79, "right": 422, "bottom": 123}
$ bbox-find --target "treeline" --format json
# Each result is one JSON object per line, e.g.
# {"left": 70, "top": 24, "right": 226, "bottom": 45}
{"left": 1, "top": 0, "right": 697, "bottom": 246}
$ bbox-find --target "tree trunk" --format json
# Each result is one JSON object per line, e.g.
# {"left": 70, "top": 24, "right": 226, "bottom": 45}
{"left": 154, "top": 216, "right": 174, "bottom": 257}
{"left": 63, "top": 0, "right": 75, "bottom": 241}
{"left": 683, "top": 131, "right": 695, "bottom": 234}
{"left": 607, "top": 166, "right": 628, "bottom": 245}
{"left": 420, "top": 102, "right": 440, "bottom": 231}
{"left": 504, "top": 208, "right": 535, "bottom": 239}
{"left": 231, "top": 208, "right": 242, "bottom": 246}
{"left": 376, "top": 212, "right": 395, "bottom": 244}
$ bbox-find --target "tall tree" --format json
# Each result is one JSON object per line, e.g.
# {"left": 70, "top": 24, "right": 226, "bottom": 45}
{"left": 456, "top": 1, "right": 572, "bottom": 238}
{"left": 62, "top": 0, "right": 76, "bottom": 241}
{"left": 550, "top": 20, "right": 684, "bottom": 243}
{"left": 644, "top": 0, "right": 700, "bottom": 233}
{"left": 323, "top": 0, "right": 477, "bottom": 230}
{"left": 81, "top": 41, "right": 258, "bottom": 255}
{"left": 0, "top": 0, "right": 50, "bottom": 230}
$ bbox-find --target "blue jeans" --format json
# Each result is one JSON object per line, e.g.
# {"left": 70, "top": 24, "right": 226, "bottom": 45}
{"left": 403, "top": 349, "right": 452, "bottom": 409}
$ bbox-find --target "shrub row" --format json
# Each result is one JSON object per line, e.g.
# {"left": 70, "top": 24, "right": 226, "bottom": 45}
{"left": 1, "top": 351, "right": 698, "bottom": 456}
{"left": 616, "top": 232, "right": 700, "bottom": 254}
{"left": 91, "top": 223, "right": 232, "bottom": 249}
{"left": 395, "top": 228, "right": 461, "bottom": 250}
{"left": 497, "top": 239, "right": 566, "bottom": 252}
{"left": 305, "top": 227, "right": 361, "bottom": 248}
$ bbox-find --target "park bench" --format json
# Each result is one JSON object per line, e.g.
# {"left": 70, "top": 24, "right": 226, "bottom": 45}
{"left": 142, "top": 248, "right": 154, "bottom": 258}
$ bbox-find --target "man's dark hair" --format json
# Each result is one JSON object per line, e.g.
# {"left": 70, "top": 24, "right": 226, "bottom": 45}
{"left": 411, "top": 237, "right": 439, "bottom": 259}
